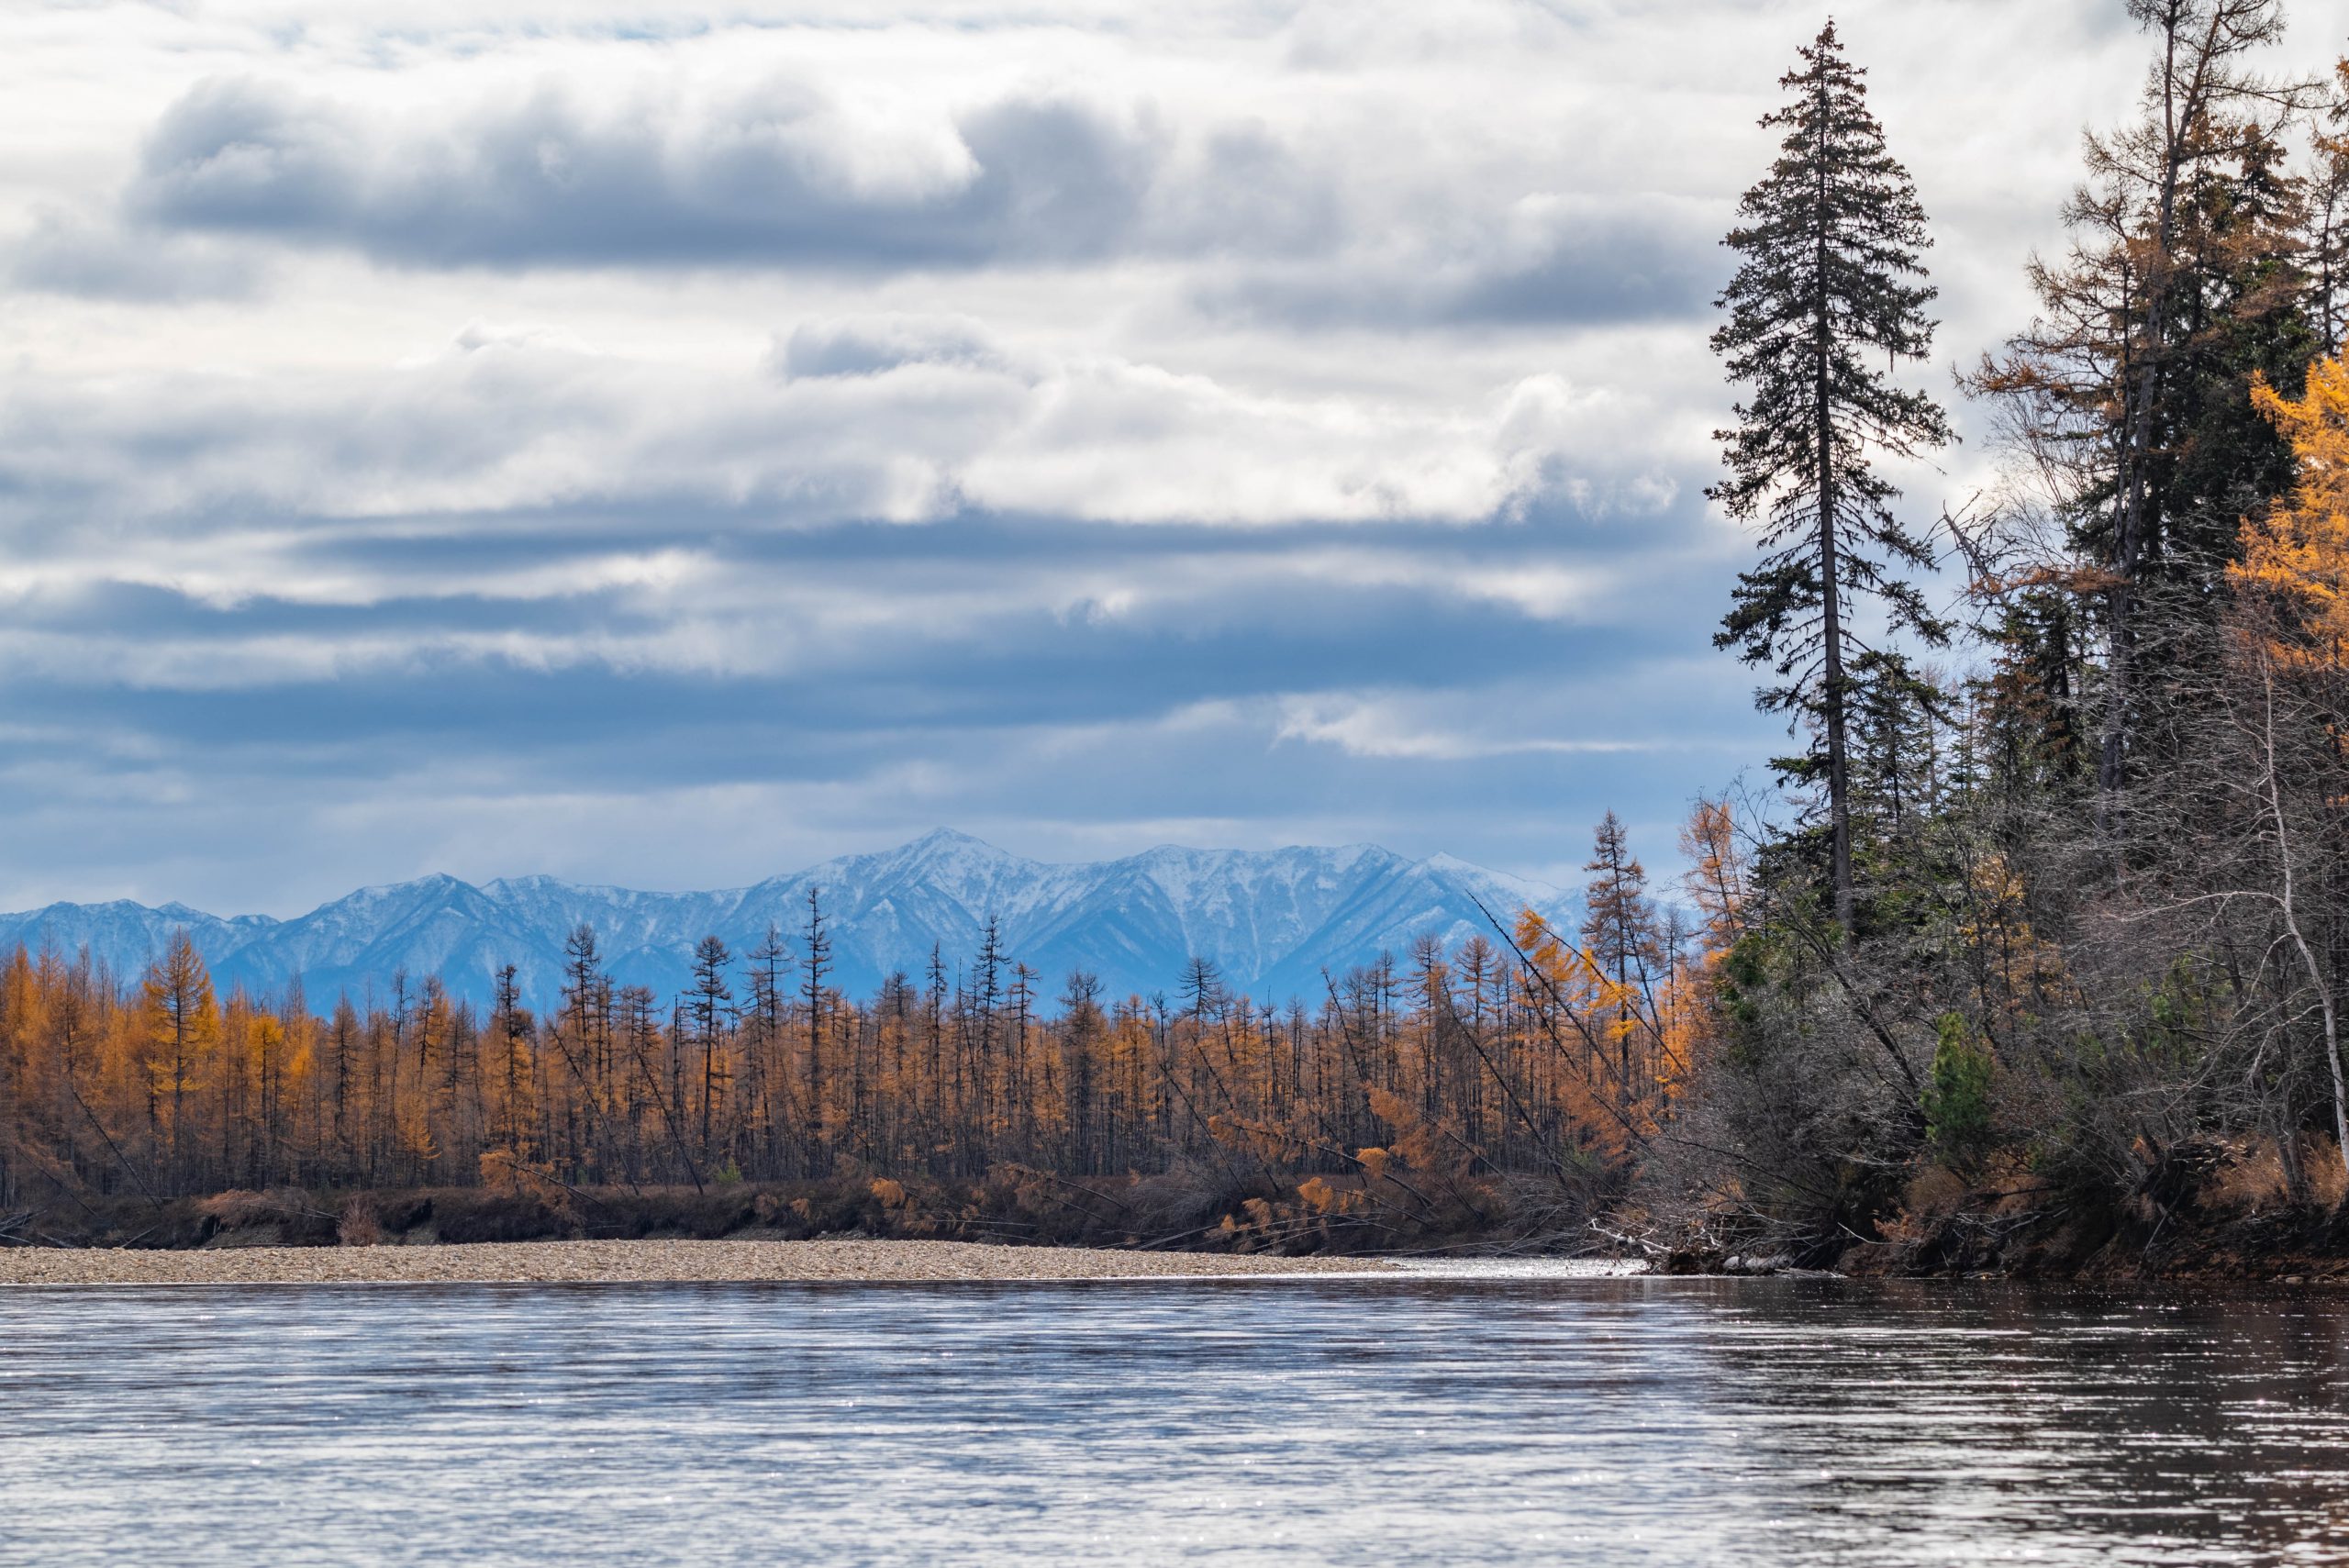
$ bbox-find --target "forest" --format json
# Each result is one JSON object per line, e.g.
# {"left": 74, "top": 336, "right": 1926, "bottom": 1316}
{"left": 0, "top": 826, "right": 1696, "bottom": 1249}
{"left": 3, "top": 0, "right": 2348, "bottom": 1271}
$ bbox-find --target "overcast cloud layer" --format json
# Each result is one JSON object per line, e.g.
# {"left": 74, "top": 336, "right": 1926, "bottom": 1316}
{"left": 4, "top": 0, "right": 2339, "bottom": 915}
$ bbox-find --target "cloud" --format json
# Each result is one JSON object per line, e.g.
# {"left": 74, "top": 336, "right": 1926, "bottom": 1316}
{"left": 1199, "top": 195, "right": 1728, "bottom": 329}
{"left": 0, "top": 653, "right": 1772, "bottom": 917}
{"left": 127, "top": 73, "right": 1177, "bottom": 271}
{"left": 8, "top": 206, "right": 266, "bottom": 302}
{"left": 0, "top": 324, "right": 1687, "bottom": 539}
{"left": 773, "top": 315, "right": 1014, "bottom": 380}
{"left": 111, "top": 64, "right": 1729, "bottom": 330}
{"left": 1275, "top": 691, "right": 1666, "bottom": 762}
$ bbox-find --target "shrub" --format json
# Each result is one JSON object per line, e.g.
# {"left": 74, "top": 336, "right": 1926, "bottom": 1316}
{"left": 1922, "top": 1013, "right": 1994, "bottom": 1173}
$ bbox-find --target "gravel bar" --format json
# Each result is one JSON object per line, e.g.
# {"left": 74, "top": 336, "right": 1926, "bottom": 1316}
{"left": 0, "top": 1239, "right": 1391, "bottom": 1286}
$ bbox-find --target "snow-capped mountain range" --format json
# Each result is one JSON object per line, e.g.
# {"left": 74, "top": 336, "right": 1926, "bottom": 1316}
{"left": 0, "top": 830, "right": 1566, "bottom": 1012}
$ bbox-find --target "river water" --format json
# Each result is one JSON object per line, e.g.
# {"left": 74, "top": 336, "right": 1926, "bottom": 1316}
{"left": 3, "top": 1271, "right": 2345, "bottom": 1565}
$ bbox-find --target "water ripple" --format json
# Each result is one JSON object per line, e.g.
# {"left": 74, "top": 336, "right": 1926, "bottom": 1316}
{"left": 3, "top": 1277, "right": 2345, "bottom": 1565}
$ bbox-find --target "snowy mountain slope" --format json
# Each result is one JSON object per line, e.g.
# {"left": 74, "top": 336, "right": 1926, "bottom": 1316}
{"left": 0, "top": 830, "right": 1569, "bottom": 1012}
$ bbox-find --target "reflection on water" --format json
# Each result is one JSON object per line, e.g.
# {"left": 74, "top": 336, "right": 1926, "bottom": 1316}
{"left": 3, "top": 1274, "right": 2345, "bottom": 1565}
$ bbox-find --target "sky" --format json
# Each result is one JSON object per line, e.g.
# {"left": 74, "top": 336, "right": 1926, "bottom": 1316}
{"left": 2, "top": 0, "right": 2340, "bottom": 917}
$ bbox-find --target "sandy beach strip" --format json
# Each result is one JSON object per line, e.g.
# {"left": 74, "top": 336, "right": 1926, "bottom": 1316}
{"left": 0, "top": 1238, "right": 1391, "bottom": 1286}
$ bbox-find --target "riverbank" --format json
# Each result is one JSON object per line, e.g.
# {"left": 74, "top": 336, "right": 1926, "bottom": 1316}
{"left": 0, "top": 1173, "right": 1551, "bottom": 1258}
{"left": 0, "top": 1237, "right": 1390, "bottom": 1286}
{"left": 17, "top": 1173, "right": 2345, "bottom": 1283}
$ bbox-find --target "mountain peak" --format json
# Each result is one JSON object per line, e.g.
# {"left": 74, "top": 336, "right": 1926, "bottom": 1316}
{"left": 893, "top": 827, "right": 1019, "bottom": 866}
{"left": 0, "top": 833, "right": 1570, "bottom": 1010}
{"left": 908, "top": 827, "right": 998, "bottom": 850}
{"left": 345, "top": 871, "right": 473, "bottom": 899}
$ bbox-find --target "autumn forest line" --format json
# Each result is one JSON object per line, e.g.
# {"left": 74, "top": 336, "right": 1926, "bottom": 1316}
{"left": 0, "top": 810, "right": 1698, "bottom": 1231}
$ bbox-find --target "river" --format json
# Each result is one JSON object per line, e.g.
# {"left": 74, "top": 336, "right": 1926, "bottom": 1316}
{"left": 4, "top": 1270, "right": 2345, "bottom": 1564}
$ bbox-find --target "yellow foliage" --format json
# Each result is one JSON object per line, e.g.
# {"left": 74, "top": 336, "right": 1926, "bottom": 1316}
{"left": 479, "top": 1150, "right": 525, "bottom": 1192}
{"left": 246, "top": 1015, "right": 284, "bottom": 1073}
{"left": 1506, "top": 901, "right": 1685, "bottom": 1155}
{"left": 139, "top": 929, "right": 219, "bottom": 1117}
{"left": 1678, "top": 795, "right": 1748, "bottom": 962}
{"left": 1513, "top": 907, "right": 1600, "bottom": 1004}
{"left": 2236, "top": 356, "right": 2349, "bottom": 656}
{"left": 1365, "top": 1084, "right": 1451, "bottom": 1173}
{"left": 869, "top": 1177, "right": 907, "bottom": 1209}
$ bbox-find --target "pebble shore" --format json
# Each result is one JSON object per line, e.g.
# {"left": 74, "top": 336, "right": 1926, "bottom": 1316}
{"left": 0, "top": 1238, "right": 1388, "bottom": 1286}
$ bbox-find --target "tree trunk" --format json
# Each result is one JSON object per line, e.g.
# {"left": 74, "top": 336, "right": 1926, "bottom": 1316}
{"left": 2100, "top": 8, "right": 2194, "bottom": 820}
{"left": 1814, "top": 77, "right": 1853, "bottom": 937}
{"left": 2257, "top": 662, "right": 2349, "bottom": 1195}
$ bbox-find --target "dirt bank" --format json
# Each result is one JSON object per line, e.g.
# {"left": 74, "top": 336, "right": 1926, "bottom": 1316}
{"left": 0, "top": 1237, "right": 1391, "bottom": 1286}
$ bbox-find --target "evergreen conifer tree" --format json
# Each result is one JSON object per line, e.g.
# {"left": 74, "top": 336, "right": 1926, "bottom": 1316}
{"left": 1709, "top": 20, "right": 1952, "bottom": 935}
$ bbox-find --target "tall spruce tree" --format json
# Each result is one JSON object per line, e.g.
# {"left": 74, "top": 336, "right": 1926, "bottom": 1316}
{"left": 1709, "top": 19, "right": 1952, "bottom": 935}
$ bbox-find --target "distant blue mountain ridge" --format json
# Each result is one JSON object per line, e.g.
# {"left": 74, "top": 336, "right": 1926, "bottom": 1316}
{"left": 0, "top": 830, "right": 1569, "bottom": 1013}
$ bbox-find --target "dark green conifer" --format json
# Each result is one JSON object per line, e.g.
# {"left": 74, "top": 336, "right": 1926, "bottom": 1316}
{"left": 1709, "top": 19, "right": 1953, "bottom": 936}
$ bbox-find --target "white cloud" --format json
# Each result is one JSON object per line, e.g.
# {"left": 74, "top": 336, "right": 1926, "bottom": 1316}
{"left": 0, "top": 323, "right": 1663, "bottom": 555}
{"left": 1275, "top": 691, "right": 1671, "bottom": 761}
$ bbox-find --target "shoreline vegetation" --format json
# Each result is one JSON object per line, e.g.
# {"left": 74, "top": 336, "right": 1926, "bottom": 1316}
{"left": 7, "top": 9, "right": 2349, "bottom": 1287}
{"left": 6, "top": 1183, "right": 2345, "bottom": 1284}
{"left": 7, "top": 1167, "right": 2349, "bottom": 1284}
